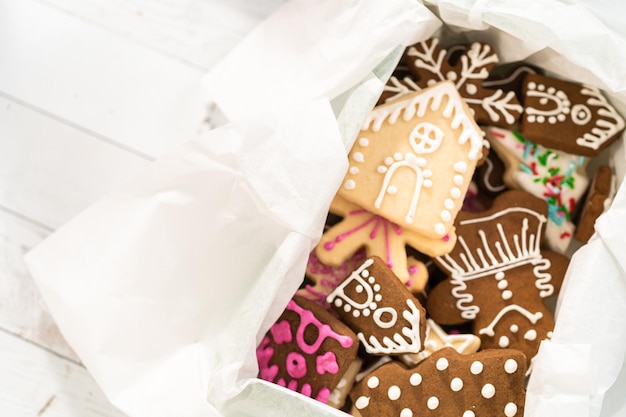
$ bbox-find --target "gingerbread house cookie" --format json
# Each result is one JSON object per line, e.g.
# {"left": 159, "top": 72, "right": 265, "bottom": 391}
{"left": 338, "top": 81, "right": 484, "bottom": 252}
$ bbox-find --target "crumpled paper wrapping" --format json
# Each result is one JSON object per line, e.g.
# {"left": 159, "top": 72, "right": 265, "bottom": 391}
{"left": 24, "top": 0, "right": 626, "bottom": 417}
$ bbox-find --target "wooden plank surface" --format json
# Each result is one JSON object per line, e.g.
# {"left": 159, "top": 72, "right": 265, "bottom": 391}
{"left": 0, "top": 330, "right": 126, "bottom": 417}
{"left": 0, "top": 0, "right": 283, "bottom": 415}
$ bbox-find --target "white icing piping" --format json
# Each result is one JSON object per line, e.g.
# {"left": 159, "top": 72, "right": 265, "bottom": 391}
{"left": 360, "top": 82, "right": 483, "bottom": 161}
{"left": 478, "top": 305, "right": 543, "bottom": 337}
{"left": 576, "top": 85, "right": 625, "bottom": 150}
{"left": 358, "top": 298, "right": 423, "bottom": 354}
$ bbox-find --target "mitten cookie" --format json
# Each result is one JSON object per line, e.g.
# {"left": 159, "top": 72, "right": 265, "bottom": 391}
{"left": 485, "top": 126, "right": 590, "bottom": 253}
{"left": 351, "top": 347, "right": 527, "bottom": 417}
{"left": 256, "top": 296, "right": 359, "bottom": 404}
{"left": 574, "top": 165, "right": 614, "bottom": 242}
{"left": 403, "top": 38, "right": 523, "bottom": 126}
{"left": 327, "top": 256, "right": 427, "bottom": 356}
{"left": 337, "top": 81, "right": 484, "bottom": 247}
{"left": 427, "top": 191, "right": 569, "bottom": 364}
{"left": 316, "top": 195, "right": 445, "bottom": 281}
{"left": 520, "top": 74, "right": 625, "bottom": 156}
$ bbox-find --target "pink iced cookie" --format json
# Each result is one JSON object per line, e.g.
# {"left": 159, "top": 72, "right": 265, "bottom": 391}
{"left": 257, "top": 296, "right": 359, "bottom": 404}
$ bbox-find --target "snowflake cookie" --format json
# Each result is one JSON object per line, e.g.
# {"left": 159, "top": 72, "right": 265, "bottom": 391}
{"left": 402, "top": 38, "right": 523, "bottom": 127}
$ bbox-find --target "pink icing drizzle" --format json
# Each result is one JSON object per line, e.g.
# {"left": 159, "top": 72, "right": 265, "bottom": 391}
{"left": 286, "top": 352, "right": 307, "bottom": 379}
{"left": 256, "top": 336, "right": 278, "bottom": 382}
{"left": 316, "top": 387, "right": 331, "bottom": 404}
{"left": 286, "top": 299, "right": 354, "bottom": 353}
{"left": 270, "top": 320, "right": 293, "bottom": 345}
{"left": 323, "top": 209, "right": 402, "bottom": 270}
{"left": 316, "top": 351, "right": 339, "bottom": 375}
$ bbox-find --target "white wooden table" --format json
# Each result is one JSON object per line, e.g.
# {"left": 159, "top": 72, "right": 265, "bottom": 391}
{"left": 0, "top": 0, "right": 283, "bottom": 415}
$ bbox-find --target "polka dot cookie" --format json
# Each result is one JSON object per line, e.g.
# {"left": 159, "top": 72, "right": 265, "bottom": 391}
{"left": 350, "top": 347, "right": 527, "bottom": 417}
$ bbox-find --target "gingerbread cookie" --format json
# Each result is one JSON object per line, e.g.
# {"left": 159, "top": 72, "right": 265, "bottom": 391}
{"left": 520, "top": 74, "right": 625, "bottom": 157}
{"left": 350, "top": 347, "right": 527, "bottom": 417}
{"left": 473, "top": 145, "right": 508, "bottom": 198}
{"left": 574, "top": 165, "right": 614, "bottom": 242}
{"left": 256, "top": 296, "right": 359, "bottom": 404}
{"left": 300, "top": 248, "right": 429, "bottom": 308}
{"left": 427, "top": 191, "right": 569, "bottom": 364}
{"left": 403, "top": 38, "right": 523, "bottom": 126}
{"left": 318, "top": 195, "right": 453, "bottom": 282}
{"left": 398, "top": 318, "right": 481, "bottom": 367}
{"left": 485, "top": 126, "right": 590, "bottom": 253}
{"left": 337, "top": 81, "right": 484, "bottom": 249}
{"left": 482, "top": 62, "right": 541, "bottom": 100}
{"left": 327, "top": 256, "right": 427, "bottom": 356}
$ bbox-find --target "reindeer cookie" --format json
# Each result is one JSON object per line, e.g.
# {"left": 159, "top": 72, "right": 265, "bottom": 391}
{"left": 427, "top": 191, "right": 569, "bottom": 365}
{"left": 327, "top": 257, "right": 427, "bottom": 356}
{"left": 485, "top": 127, "right": 589, "bottom": 253}
{"left": 403, "top": 38, "right": 523, "bottom": 126}
{"left": 337, "top": 81, "right": 484, "bottom": 252}
{"left": 520, "top": 74, "right": 625, "bottom": 157}
{"left": 351, "top": 348, "right": 527, "bottom": 417}
{"left": 256, "top": 296, "right": 359, "bottom": 404}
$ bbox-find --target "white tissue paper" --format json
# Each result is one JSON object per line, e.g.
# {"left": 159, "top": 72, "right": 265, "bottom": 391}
{"left": 24, "top": 0, "right": 626, "bottom": 417}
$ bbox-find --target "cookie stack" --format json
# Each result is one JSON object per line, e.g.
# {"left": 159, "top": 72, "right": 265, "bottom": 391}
{"left": 256, "top": 36, "right": 625, "bottom": 416}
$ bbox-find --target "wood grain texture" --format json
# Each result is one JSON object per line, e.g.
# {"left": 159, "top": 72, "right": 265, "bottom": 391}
{"left": 37, "top": 0, "right": 286, "bottom": 70}
{"left": 0, "top": 209, "right": 80, "bottom": 362}
{"left": 0, "top": 330, "right": 126, "bottom": 417}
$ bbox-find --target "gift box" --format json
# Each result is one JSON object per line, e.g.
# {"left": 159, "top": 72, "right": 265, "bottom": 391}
{"left": 24, "top": 1, "right": 626, "bottom": 417}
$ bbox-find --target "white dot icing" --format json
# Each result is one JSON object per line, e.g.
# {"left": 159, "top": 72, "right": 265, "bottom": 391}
{"left": 355, "top": 285, "right": 363, "bottom": 293}
{"left": 344, "top": 180, "right": 356, "bottom": 190}
{"left": 451, "top": 187, "right": 462, "bottom": 199}
{"left": 424, "top": 179, "right": 433, "bottom": 188}
{"left": 436, "top": 358, "right": 449, "bottom": 371}
{"left": 450, "top": 377, "right": 463, "bottom": 392}
{"left": 504, "top": 359, "right": 518, "bottom": 374}
{"left": 427, "top": 396, "right": 439, "bottom": 410}
{"left": 440, "top": 210, "right": 451, "bottom": 222}
{"left": 444, "top": 198, "right": 455, "bottom": 210}
{"left": 367, "top": 376, "right": 379, "bottom": 389}
{"left": 501, "top": 290, "right": 513, "bottom": 300}
{"left": 349, "top": 166, "right": 359, "bottom": 175}
{"left": 435, "top": 223, "right": 446, "bottom": 235}
{"left": 409, "top": 373, "right": 422, "bottom": 386}
{"left": 510, "top": 324, "right": 519, "bottom": 333}
{"left": 454, "top": 174, "right": 464, "bottom": 186}
{"left": 495, "top": 271, "right": 505, "bottom": 280}
{"left": 387, "top": 185, "right": 398, "bottom": 195}
{"left": 352, "top": 310, "right": 360, "bottom": 318}
{"left": 359, "top": 137, "right": 369, "bottom": 147}
{"left": 355, "top": 396, "right": 370, "bottom": 409}
{"left": 353, "top": 152, "right": 365, "bottom": 163}
{"left": 470, "top": 361, "right": 483, "bottom": 375}
{"left": 388, "top": 385, "right": 401, "bottom": 401}
{"left": 463, "top": 411, "right": 475, "bottom": 417}
{"left": 394, "top": 152, "right": 403, "bottom": 160}
{"left": 384, "top": 156, "right": 394, "bottom": 165}
{"left": 497, "top": 280, "right": 508, "bottom": 290}
{"left": 505, "top": 402, "right": 518, "bottom": 416}
{"left": 400, "top": 408, "right": 413, "bottom": 417}
{"left": 524, "top": 329, "right": 538, "bottom": 341}
{"left": 454, "top": 161, "right": 468, "bottom": 173}
{"left": 377, "top": 165, "right": 387, "bottom": 174}
{"left": 481, "top": 383, "right": 495, "bottom": 399}
{"left": 499, "top": 335, "right": 510, "bottom": 348}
